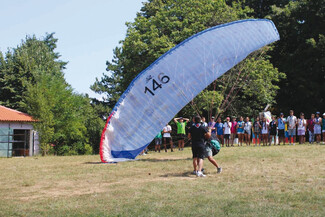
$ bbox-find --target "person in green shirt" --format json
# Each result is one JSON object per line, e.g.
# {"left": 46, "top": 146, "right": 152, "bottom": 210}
{"left": 154, "top": 130, "right": 163, "bottom": 153}
{"left": 174, "top": 117, "right": 189, "bottom": 151}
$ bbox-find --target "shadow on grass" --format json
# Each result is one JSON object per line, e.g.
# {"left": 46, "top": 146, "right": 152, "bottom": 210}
{"left": 159, "top": 171, "right": 194, "bottom": 178}
{"left": 83, "top": 162, "right": 117, "bottom": 165}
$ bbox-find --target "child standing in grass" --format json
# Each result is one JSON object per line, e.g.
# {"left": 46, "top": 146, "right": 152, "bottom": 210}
{"left": 253, "top": 117, "right": 261, "bottom": 146}
{"left": 261, "top": 117, "right": 269, "bottom": 146}
{"left": 154, "top": 130, "right": 163, "bottom": 152}
{"left": 244, "top": 117, "right": 252, "bottom": 146}
{"left": 307, "top": 114, "right": 315, "bottom": 144}
{"left": 314, "top": 112, "right": 322, "bottom": 144}
{"left": 215, "top": 117, "right": 224, "bottom": 147}
{"left": 297, "top": 113, "right": 307, "bottom": 144}
{"left": 223, "top": 117, "right": 232, "bottom": 147}
{"left": 277, "top": 113, "right": 286, "bottom": 145}
{"left": 237, "top": 116, "right": 244, "bottom": 146}
{"left": 230, "top": 117, "right": 237, "bottom": 147}
{"left": 322, "top": 113, "right": 325, "bottom": 144}
{"left": 269, "top": 116, "right": 277, "bottom": 145}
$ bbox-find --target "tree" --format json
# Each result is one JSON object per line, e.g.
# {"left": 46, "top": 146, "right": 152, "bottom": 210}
{"left": 270, "top": 0, "right": 325, "bottom": 115}
{"left": 93, "top": 0, "right": 284, "bottom": 119}
{"left": 0, "top": 34, "right": 104, "bottom": 155}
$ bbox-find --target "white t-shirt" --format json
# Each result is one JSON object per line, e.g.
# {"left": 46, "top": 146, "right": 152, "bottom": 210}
{"left": 261, "top": 122, "right": 269, "bottom": 134}
{"left": 287, "top": 115, "right": 297, "bottom": 129}
{"left": 244, "top": 121, "right": 252, "bottom": 132}
{"left": 163, "top": 125, "right": 172, "bottom": 137}
{"left": 223, "top": 122, "right": 232, "bottom": 134}
{"left": 297, "top": 119, "right": 306, "bottom": 130}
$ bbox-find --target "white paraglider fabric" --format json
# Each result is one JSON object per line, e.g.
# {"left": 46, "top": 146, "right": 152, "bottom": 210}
{"left": 100, "top": 19, "right": 280, "bottom": 162}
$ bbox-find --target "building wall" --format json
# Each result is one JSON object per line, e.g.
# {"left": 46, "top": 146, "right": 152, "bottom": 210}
{"left": 0, "top": 122, "right": 39, "bottom": 157}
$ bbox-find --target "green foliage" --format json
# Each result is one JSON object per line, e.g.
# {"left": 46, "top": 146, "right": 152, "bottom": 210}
{"left": 0, "top": 34, "right": 104, "bottom": 155}
{"left": 270, "top": 0, "right": 325, "bottom": 114}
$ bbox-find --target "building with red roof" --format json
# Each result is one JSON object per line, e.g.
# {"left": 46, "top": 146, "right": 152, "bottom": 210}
{"left": 0, "top": 105, "right": 39, "bottom": 157}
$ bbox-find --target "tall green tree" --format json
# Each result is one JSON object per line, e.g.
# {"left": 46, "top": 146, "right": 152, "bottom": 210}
{"left": 0, "top": 34, "right": 104, "bottom": 155}
{"left": 270, "top": 0, "right": 325, "bottom": 114}
{"left": 93, "top": 0, "right": 284, "bottom": 119}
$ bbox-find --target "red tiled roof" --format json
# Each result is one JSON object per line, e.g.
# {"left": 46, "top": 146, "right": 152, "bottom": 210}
{"left": 0, "top": 105, "right": 37, "bottom": 122}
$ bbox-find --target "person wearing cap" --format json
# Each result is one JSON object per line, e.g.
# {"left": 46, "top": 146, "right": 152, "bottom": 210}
{"left": 297, "top": 113, "right": 307, "bottom": 144}
{"left": 188, "top": 116, "right": 211, "bottom": 177}
{"left": 307, "top": 114, "right": 315, "bottom": 144}
{"left": 322, "top": 113, "right": 325, "bottom": 144}
{"left": 174, "top": 117, "right": 189, "bottom": 151}
{"left": 277, "top": 113, "right": 286, "bottom": 145}
{"left": 230, "top": 117, "right": 237, "bottom": 146}
{"left": 223, "top": 117, "right": 232, "bottom": 147}
{"left": 314, "top": 112, "right": 322, "bottom": 144}
{"left": 287, "top": 110, "right": 297, "bottom": 145}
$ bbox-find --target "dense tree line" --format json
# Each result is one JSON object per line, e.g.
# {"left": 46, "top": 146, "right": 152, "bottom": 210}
{"left": 0, "top": 34, "right": 104, "bottom": 155}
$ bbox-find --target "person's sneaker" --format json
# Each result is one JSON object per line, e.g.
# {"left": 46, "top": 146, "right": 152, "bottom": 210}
{"left": 193, "top": 170, "right": 197, "bottom": 175}
{"left": 197, "top": 171, "right": 206, "bottom": 177}
{"left": 293, "top": 143, "right": 295, "bottom": 145}
{"left": 217, "top": 167, "right": 222, "bottom": 174}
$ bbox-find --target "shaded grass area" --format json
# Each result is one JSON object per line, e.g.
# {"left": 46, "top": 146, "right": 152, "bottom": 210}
{"left": 0, "top": 144, "right": 324, "bottom": 216}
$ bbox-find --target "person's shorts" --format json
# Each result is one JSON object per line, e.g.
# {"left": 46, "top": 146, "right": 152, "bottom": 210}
{"left": 244, "top": 130, "right": 251, "bottom": 135}
{"left": 205, "top": 146, "right": 212, "bottom": 157}
{"left": 297, "top": 129, "right": 305, "bottom": 136}
{"left": 192, "top": 144, "right": 205, "bottom": 159}
{"left": 205, "top": 146, "right": 219, "bottom": 157}
{"left": 237, "top": 131, "right": 244, "bottom": 134}
{"left": 270, "top": 130, "right": 276, "bottom": 136}
{"left": 155, "top": 138, "right": 162, "bottom": 145}
{"left": 224, "top": 134, "right": 230, "bottom": 139}
{"left": 288, "top": 128, "right": 296, "bottom": 136}
{"left": 322, "top": 130, "right": 325, "bottom": 133}
{"left": 177, "top": 134, "right": 186, "bottom": 139}
{"left": 278, "top": 129, "right": 285, "bottom": 137}
{"left": 314, "top": 126, "right": 321, "bottom": 135}
{"left": 163, "top": 137, "right": 172, "bottom": 143}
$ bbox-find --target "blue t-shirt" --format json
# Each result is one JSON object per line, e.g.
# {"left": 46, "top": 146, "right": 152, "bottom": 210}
{"left": 278, "top": 118, "right": 285, "bottom": 130}
{"left": 215, "top": 122, "right": 224, "bottom": 135}
{"left": 237, "top": 121, "right": 244, "bottom": 133}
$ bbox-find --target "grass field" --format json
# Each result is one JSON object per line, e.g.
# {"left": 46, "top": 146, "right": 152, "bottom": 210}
{"left": 0, "top": 144, "right": 325, "bottom": 216}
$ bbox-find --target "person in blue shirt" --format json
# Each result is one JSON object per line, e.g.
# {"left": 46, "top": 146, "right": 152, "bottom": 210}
{"left": 277, "top": 113, "right": 286, "bottom": 145}
{"left": 215, "top": 117, "right": 224, "bottom": 147}
{"left": 237, "top": 116, "right": 245, "bottom": 146}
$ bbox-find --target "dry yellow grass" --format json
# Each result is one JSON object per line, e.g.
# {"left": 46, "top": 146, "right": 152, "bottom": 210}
{"left": 0, "top": 144, "right": 324, "bottom": 216}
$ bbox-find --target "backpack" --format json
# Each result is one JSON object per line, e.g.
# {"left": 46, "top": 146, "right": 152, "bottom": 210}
{"left": 205, "top": 134, "right": 221, "bottom": 156}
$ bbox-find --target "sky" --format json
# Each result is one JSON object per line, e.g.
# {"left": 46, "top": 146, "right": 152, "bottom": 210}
{"left": 0, "top": 0, "right": 145, "bottom": 99}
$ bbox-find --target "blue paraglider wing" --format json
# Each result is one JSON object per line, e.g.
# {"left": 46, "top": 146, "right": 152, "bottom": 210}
{"left": 100, "top": 19, "right": 280, "bottom": 162}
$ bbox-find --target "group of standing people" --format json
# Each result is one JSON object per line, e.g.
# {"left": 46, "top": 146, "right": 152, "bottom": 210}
{"left": 154, "top": 110, "right": 325, "bottom": 153}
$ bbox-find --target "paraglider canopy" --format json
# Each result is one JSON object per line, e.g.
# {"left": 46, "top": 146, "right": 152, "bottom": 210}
{"left": 100, "top": 19, "right": 280, "bottom": 163}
